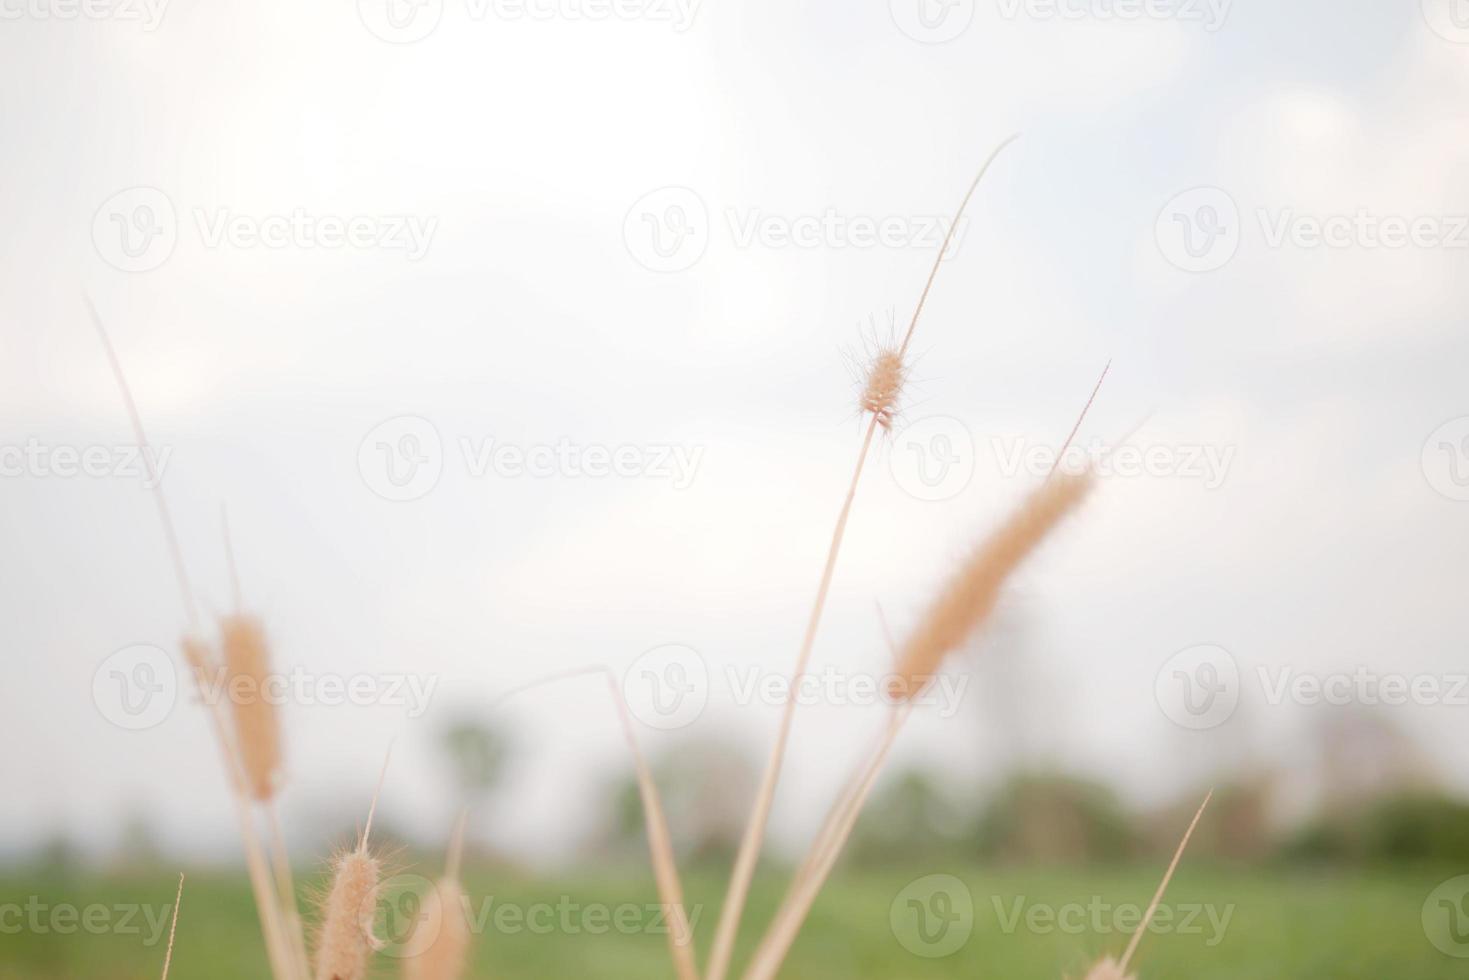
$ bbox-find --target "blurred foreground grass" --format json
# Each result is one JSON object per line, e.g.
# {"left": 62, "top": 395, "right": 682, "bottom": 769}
{"left": 0, "top": 864, "right": 1461, "bottom": 978}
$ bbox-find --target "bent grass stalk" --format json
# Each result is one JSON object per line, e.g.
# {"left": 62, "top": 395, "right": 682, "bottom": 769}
{"left": 706, "top": 135, "right": 1021, "bottom": 980}
{"left": 490, "top": 663, "right": 700, "bottom": 980}
{"left": 87, "top": 297, "right": 301, "bottom": 979}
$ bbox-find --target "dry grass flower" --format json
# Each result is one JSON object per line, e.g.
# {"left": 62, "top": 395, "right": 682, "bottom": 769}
{"left": 221, "top": 614, "right": 283, "bottom": 801}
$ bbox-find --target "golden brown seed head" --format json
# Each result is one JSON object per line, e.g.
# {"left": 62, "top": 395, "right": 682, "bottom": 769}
{"left": 887, "top": 470, "right": 1094, "bottom": 701}
{"left": 1081, "top": 957, "right": 1137, "bottom": 980}
{"left": 221, "top": 614, "right": 282, "bottom": 801}
{"left": 401, "top": 877, "right": 471, "bottom": 980}
{"left": 861, "top": 349, "right": 905, "bottom": 430}
{"left": 315, "top": 849, "right": 383, "bottom": 980}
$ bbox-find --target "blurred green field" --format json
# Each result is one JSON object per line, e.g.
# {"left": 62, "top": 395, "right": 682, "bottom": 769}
{"left": 1, "top": 864, "right": 1462, "bottom": 978}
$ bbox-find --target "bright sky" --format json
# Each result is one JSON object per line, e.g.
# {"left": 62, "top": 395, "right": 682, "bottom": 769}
{"left": 2, "top": 0, "right": 1467, "bottom": 866}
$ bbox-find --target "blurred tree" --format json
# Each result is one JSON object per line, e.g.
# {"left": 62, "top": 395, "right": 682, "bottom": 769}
{"left": 441, "top": 717, "right": 509, "bottom": 806}
{"left": 972, "top": 772, "right": 1138, "bottom": 864}
{"left": 1283, "top": 793, "right": 1469, "bottom": 865}
{"left": 604, "top": 735, "right": 755, "bottom": 866}
{"left": 849, "top": 769, "right": 969, "bottom": 866}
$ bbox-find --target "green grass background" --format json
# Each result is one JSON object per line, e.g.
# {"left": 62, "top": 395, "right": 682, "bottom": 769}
{"left": 1, "top": 865, "right": 1462, "bottom": 978}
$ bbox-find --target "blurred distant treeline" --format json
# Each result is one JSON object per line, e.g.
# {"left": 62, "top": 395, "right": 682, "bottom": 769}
{"left": 597, "top": 706, "right": 1469, "bottom": 870}
{"left": 16, "top": 701, "right": 1469, "bottom": 875}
